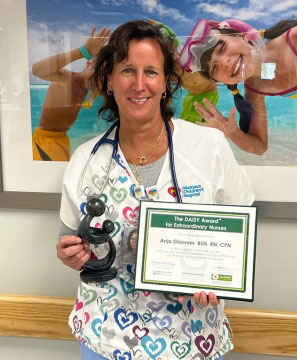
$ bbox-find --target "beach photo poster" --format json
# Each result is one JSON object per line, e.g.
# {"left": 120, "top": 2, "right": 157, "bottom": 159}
{"left": 1, "top": 0, "right": 297, "bottom": 203}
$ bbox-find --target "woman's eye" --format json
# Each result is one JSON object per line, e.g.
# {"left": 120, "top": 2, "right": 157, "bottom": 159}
{"left": 122, "top": 68, "right": 133, "bottom": 74}
{"left": 146, "top": 69, "right": 157, "bottom": 76}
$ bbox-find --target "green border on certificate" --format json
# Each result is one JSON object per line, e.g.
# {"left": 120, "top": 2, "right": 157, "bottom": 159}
{"left": 134, "top": 201, "right": 257, "bottom": 301}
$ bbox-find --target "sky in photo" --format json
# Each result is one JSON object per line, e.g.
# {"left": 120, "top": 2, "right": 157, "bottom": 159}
{"left": 26, "top": 0, "right": 297, "bottom": 83}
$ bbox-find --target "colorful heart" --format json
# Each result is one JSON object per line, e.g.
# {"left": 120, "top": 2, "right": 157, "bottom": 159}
{"left": 170, "top": 340, "right": 191, "bottom": 359}
{"left": 167, "top": 187, "right": 181, "bottom": 198}
{"left": 167, "top": 302, "right": 182, "bottom": 314}
{"left": 133, "top": 325, "right": 149, "bottom": 339}
{"left": 191, "top": 319, "right": 203, "bottom": 332}
{"left": 123, "top": 206, "right": 139, "bottom": 224}
{"left": 205, "top": 306, "right": 218, "bottom": 328}
{"left": 114, "top": 308, "right": 138, "bottom": 330}
{"left": 195, "top": 334, "right": 215, "bottom": 357}
{"left": 75, "top": 301, "right": 83, "bottom": 311}
{"left": 113, "top": 349, "right": 132, "bottom": 360}
{"left": 118, "top": 175, "right": 128, "bottom": 183}
{"left": 91, "top": 318, "right": 103, "bottom": 338}
{"left": 110, "top": 187, "right": 127, "bottom": 204}
{"left": 141, "top": 335, "right": 166, "bottom": 359}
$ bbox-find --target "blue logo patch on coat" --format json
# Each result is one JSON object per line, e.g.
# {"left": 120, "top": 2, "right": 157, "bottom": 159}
{"left": 182, "top": 185, "right": 204, "bottom": 198}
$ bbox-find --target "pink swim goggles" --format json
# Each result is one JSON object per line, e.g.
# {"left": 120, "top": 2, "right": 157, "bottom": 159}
{"left": 179, "top": 19, "right": 263, "bottom": 72}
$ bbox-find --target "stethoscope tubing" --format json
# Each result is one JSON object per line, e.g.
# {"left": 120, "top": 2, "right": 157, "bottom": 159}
{"left": 88, "top": 118, "right": 182, "bottom": 203}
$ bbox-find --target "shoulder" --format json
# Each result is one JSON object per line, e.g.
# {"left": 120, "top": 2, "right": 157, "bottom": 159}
{"left": 172, "top": 118, "right": 225, "bottom": 144}
{"left": 172, "top": 118, "right": 231, "bottom": 160}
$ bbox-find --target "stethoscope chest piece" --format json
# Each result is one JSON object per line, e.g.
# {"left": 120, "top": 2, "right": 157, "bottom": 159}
{"left": 77, "top": 197, "right": 117, "bottom": 283}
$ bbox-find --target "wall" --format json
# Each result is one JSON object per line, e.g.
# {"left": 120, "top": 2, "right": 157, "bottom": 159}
{"left": 0, "top": 207, "right": 296, "bottom": 359}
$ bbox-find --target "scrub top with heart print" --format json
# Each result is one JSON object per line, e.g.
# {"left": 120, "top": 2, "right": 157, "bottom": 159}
{"left": 60, "top": 119, "right": 254, "bottom": 359}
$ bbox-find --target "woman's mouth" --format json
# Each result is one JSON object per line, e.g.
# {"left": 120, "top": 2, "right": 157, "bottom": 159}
{"left": 129, "top": 97, "right": 150, "bottom": 104}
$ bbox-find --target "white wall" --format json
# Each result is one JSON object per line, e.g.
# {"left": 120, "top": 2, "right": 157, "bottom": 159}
{"left": 0, "top": 208, "right": 297, "bottom": 359}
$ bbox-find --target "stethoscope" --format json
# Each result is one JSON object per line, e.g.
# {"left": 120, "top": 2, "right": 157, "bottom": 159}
{"left": 80, "top": 118, "right": 182, "bottom": 203}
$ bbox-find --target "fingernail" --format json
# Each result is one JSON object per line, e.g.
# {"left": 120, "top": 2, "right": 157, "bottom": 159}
{"left": 178, "top": 295, "right": 185, "bottom": 303}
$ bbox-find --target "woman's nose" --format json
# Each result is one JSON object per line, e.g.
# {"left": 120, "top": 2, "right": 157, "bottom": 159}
{"left": 132, "top": 73, "right": 145, "bottom": 91}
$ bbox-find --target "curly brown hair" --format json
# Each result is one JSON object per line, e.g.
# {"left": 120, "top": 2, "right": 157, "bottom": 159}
{"left": 89, "top": 20, "right": 182, "bottom": 122}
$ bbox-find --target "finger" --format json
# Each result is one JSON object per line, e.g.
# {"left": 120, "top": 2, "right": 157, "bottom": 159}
{"left": 58, "top": 236, "right": 82, "bottom": 249}
{"left": 66, "top": 248, "right": 91, "bottom": 265}
{"left": 89, "top": 26, "right": 96, "bottom": 37}
{"left": 202, "top": 98, "right": 222, "bottom": 117}
{"left": 58, "top": 243, "right": 84, "bottom": 260}
{"left": 178, "top": 295, "right": 185, "bottom": 303}
{"left": 97, "top": 27, "right": 110, "bottom": 39}
{"left": 64, "top": 251, "right": 91, "bottom": 271}
{"left": 194, "top": 102, "right": 213, "bottom": 118}
{"left": 96, "top": 26, "right": 107, "bottom": 37}
{"left": 229, "top": 107, "right": 237, "bottom": 119}
{"left": 208, "top": 292, "right": 220, "bottom": 306}
{"left": 198, "top": 291, "right": 208, "bottom": 307}
{"left": 82, "top": 240, "right": 90, "bottom": 251}
{"left": 193, "top": 292, "right": 200, "bottom": 302}
{"left": 101, "top": 29, "right": 112, "bottom": 44}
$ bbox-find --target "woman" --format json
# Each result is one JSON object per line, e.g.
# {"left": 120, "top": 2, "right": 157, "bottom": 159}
{"left": 179, "top": 19, "right": 297, "bottom": 155}
{"left": 127, "top": 229, "right": 138, "bottom": 258}
{"left": 57, "top": 20, "right": 254, "bottom": 360}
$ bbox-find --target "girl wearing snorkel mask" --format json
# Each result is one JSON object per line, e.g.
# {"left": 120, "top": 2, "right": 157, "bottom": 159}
{"left": 180, "top": 19, "right": 297, "bottom": 155}
{"left": 148, "top": 19, "right": 219, "bottom": 124}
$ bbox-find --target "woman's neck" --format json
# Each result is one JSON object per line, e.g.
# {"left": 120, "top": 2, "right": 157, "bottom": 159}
{"left": 119, "top": 116, "right": 164, "bottom": 146}
{"left": 119, "top": 117, "right": 173, "bottom": 165}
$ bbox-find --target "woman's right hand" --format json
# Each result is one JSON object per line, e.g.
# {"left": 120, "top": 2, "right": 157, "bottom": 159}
{"left": 57, "top": 235, "right": 91, "bottom": 271}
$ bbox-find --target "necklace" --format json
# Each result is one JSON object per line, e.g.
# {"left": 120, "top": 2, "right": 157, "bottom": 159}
{"left": 119, "top": 123, "right": 165, "bottom": 183}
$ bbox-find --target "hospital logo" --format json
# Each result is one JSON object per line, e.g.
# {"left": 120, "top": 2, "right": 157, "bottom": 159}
{"left": 182, "top": 185, "right": 204, "bottom": 198}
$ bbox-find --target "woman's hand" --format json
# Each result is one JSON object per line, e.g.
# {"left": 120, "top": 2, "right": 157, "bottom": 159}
{"left": 84, "top": 26, "right": 112, "bottom": 57}
{"left": 57, "top": 235, "right": 91, "bottom": 271}
{"left": 178, "top": 292, "right": 219, "bottom": 307}
{"left": 194, "top": 98, "right": 238, "bottom": 138}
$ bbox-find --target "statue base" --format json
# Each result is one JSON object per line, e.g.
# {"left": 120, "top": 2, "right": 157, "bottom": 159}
{"left": 80, "top": 266, "right": 118, "bottom": 283}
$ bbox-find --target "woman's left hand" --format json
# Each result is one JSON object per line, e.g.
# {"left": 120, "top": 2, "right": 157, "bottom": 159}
{"left": 194, "top": 98, "right": 238, "bottom": 137}
{"left": 178, "top": 292, "right": 219, "bottom": 307}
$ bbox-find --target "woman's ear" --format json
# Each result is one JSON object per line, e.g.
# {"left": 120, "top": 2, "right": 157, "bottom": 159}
{"left": 107, "top": 75, "right": 113, "bottom": 91}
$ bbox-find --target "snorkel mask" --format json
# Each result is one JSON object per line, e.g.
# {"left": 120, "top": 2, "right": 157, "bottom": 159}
{"left": 179, "top": 19, "right": 266, "bottom": 73}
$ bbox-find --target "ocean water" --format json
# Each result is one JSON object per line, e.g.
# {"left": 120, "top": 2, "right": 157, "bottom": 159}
{"left": 30, "top": 84, "right": 297, "bottom": 165}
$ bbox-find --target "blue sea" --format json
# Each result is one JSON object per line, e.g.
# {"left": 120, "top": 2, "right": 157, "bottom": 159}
{"left": 30, "top": 84, "right": 297, "bottom": 165}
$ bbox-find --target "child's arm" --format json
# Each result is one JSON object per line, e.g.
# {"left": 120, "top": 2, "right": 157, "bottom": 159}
{"left": 32, "top": 26, "right": 111, "bottom": 82}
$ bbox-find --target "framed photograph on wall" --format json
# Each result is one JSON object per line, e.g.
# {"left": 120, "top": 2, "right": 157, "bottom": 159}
{"left": 1, "top": 0, "right": 297, "bottom": 217}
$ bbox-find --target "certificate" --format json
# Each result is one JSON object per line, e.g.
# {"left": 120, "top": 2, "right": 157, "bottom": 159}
{"left": 134, "top": 201, "right": 257, "bottom": 301}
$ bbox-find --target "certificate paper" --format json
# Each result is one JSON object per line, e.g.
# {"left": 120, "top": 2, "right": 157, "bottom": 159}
{"left": 134, "top": 201, "right": 257, "bottom": 301}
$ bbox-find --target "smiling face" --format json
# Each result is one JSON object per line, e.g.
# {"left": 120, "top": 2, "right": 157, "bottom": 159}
{"left": 208, "top": 34, "right": 256, "bottom": 84}
{"left": 129, "top": 231, "right": 138, "bottom": 257}
{"left": 107, "top": 38, "right": 166, "bottom": 125}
